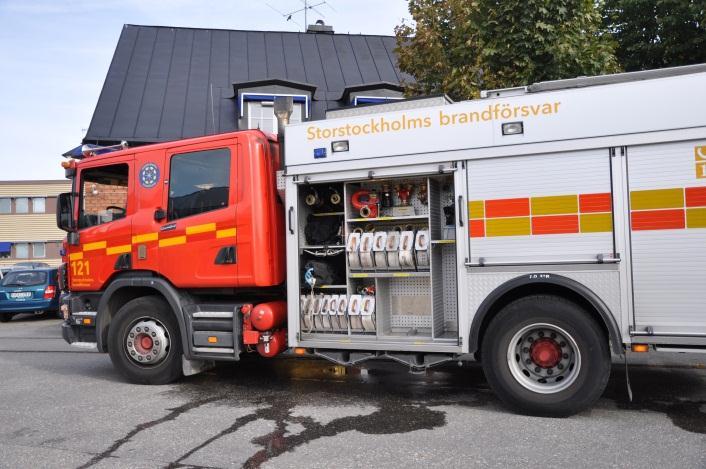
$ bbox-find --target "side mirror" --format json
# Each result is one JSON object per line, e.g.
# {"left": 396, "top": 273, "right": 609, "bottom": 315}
{"left": 56, "top": 192, "right": 76, "bottom": 233}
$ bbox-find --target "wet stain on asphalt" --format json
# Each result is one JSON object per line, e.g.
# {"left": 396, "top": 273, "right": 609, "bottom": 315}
{"left": 77, "top": 357, "right": 705, "bottom": 469}
{"left": 603, "top": 366, "right": 706, "bottom": 434}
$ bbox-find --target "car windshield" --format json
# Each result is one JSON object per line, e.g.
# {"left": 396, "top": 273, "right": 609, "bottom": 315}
{"left": 0, "top": 271, "right": 48, "bottom": 287}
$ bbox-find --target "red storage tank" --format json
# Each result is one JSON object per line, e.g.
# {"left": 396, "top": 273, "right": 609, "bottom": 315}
{"left": 257, "top": 329, "right": 287, "bottom": 358}
{"left": 250, "top": 301, "right": 286, "bottom": 331}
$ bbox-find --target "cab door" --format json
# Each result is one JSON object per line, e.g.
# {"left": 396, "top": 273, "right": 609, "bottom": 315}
{"left": 158, "top": 138, "right": 238, "bottom": 288}
{"left": 68, "top": 156, "right": 134, "bottom": 290}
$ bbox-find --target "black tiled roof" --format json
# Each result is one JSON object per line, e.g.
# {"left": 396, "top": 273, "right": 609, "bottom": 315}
{"left": 84, "top": 24, "right": 410, "bottom": 145}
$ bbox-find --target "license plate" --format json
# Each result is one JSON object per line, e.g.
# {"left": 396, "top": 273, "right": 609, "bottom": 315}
{"left": 10, "top": 292, "right": 31, "bottom": 299}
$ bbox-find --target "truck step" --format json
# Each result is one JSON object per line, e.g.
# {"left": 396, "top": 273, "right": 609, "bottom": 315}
{"left": 184, "top": 303, "right": 243, "bottom": 360}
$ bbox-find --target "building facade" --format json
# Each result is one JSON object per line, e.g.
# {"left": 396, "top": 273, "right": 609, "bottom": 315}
{"left": 0, "top": 180, "right": 71, "bottom": 268}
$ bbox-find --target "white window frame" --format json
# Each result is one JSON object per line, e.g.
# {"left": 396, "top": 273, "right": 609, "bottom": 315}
{"left": 31, "top": 197, "right": 45, "bottom": 214}
{"left": 15, "top": 197, "right": 28, "bottom": 214}
{"left": 243, "top": 96, "right": 305, "bottom": 134}
{"left": 0, "top": 198, "right": 10, "bottom": 214}
{"left": 239, "top": 93, "right": 309, "bottom": 119}
{"left": 15, "top": 243, "right": 29, "bottom": 259}
{"left": 32, "top": 242, "right": 46, "bottom": 258}
{"left": 352, "top": 95, "right": 404, "bottom": 106}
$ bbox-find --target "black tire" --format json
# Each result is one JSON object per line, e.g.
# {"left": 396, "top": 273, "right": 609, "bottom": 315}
{"left": 0, "top": 314, "right": 13, "bottom": 323}
{"left": 481, "top": 295, "right": 610, "bottom": 417}
{"left": 108, "top": 296, "right": 183, "bottom": 385}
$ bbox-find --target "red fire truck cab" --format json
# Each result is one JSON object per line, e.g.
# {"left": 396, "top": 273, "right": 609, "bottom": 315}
{"left": 58, "top": 130, "right": 286, "bottom": 383}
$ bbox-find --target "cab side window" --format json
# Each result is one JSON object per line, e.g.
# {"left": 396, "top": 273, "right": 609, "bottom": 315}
{"left": 79, "top": 164, "right": 129, "bottom": 229}
{"left": 168, "top": 148, "right": 231, "bottom": 221}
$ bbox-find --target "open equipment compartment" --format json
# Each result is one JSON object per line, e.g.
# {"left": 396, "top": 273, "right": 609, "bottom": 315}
{"left": 294, "top": 170, "right": 459, "bottom": 346}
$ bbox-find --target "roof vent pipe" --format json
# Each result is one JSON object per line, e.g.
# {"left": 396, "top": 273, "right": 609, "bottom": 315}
{"left": 274, "top": 96, "right": 294, "bottom": 168}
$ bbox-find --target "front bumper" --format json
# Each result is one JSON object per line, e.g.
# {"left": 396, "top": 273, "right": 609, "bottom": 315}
{"left": 61, "top": 320, "right": 97, "bottom": 345}
{"left": 0, "top": 298, "right": 59, "bottom": 313}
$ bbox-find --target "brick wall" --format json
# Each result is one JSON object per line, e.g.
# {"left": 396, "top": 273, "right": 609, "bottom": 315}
{"left": 82, "top": 183, "right": 128, "bottom": 213}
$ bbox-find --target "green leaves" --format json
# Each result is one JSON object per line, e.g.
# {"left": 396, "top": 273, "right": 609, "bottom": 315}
{"left": 395, "top": 0, "right": 620, "bottom": 100}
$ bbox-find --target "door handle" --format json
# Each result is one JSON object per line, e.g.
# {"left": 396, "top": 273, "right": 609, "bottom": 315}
{"left": 154, "top": 208, "right": 166, "bottom": 221}
{"left": 457, "top": 195, "right": 464, "bottom": 227}
{"left": 288, "top": 206, "right": 294, "bottom": 234}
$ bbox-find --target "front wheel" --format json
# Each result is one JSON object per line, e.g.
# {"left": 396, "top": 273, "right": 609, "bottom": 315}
{"left": 481, "top": 295, "right": 610, "bottom": 417}
{"left": 0, "top": 314, "right": 13, "bottom": 323}
{"left": 108, "top": 296, "right": 183, "bottom": 384}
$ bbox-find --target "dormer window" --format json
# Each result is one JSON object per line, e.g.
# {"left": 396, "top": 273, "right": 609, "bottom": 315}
{"left": 242, "top": 93, "right": 308, "bottom": 134}
{"left": 351, "top": 95, "right": 404, "bottom": 106}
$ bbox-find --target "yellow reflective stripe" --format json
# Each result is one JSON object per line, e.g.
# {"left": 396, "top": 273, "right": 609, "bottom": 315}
{"left": 69, "top": 252, "right": 83, "bottom": 261}
{"left": 631, "top": 188, "right": 684, "bottom": 210}
{"left": 580, "top": 213, "right": 613, "bottom": 233}
{"left": 106, "top": 244, "right": 132, "bottom": 255}
{"left": 83, "top": 241, "right": 106, "bottom": 251}
{"left": 485, "top": 217, "right": 530, "bottom": 237}
{"left": 468, "top": 200, "right": 484, "bottom": 219}
{"left": 216, "top": 228, "right": 237, "bottom": 239}
{"left": 186, "top": 223, "right": 216, "bottom": 235}
{"left": 686, "top": 208, "right": 706, "bottom": 228}
{"left": 132, "top": 232, "right": 158, "bottom": 244}
{"left": 158, "top": 236, "right": 187, "bottom": 247}
{"left": 531, "top": 195, "right": 578, "bottom": 216}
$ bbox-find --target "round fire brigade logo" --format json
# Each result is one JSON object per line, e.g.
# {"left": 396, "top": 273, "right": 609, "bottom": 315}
{"left": 139, "top": 163, "right": 160, "bottom": 188}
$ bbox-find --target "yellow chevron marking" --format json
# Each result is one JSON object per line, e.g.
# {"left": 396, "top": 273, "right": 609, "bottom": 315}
{"left": 485, "top": 217, "right": 531, "bottom": 237}
{"left": 468, "top": 200, "right": 485, "bottom": 219}
{"left": 83, "top": 241, "right": 106, "bottom": 251}
{"left": 106, "top": 244, "right": 132, "bottom": 255}
{"left": 132, "top": 232, "right": 158, "bottom": 244}
{"left": 631, "top": 188, "right": 684, "bottom": 210}
{"left": 216, "top": 228, "right": 237, "bottom": 239}
{"left": 531, "top": 195, "right": 578, "bottom": 216}
{"left": 186, "top": 223, "right": 216, "bottom": 235}
{"left": 158, "top": 236, "right": 187, "bottom": 247}
{"left": 69, "top": 252, "right": 83, "bottom": 261}
{"left": 686, "top": 208, "right": 706, "bottom": 228}
{"left": 579, "top": 213, "right": 613, "bottom": 233}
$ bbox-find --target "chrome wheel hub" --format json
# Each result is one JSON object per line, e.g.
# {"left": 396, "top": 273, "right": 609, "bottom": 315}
{"left": 507, "top": 323, "right": 580, "bottom": 394}
{"left": 125, "top": 319, "right": 169, "bottom": 366}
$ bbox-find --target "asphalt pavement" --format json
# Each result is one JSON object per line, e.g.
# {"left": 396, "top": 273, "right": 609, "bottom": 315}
{"left": 0, "top": 314, "right": 704, "bottom": 469}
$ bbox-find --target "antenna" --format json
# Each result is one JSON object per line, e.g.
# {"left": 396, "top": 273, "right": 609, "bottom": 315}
{"left": 266, "top": 0, "right": 334, "bottom": 30}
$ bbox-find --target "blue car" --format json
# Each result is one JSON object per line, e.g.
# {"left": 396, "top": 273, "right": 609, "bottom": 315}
{"left": 0, "top": 268, "right": 61, "bottom": 322}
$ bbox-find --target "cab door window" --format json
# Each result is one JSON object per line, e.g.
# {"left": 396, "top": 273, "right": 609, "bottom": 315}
{"left": 167, "top": 148, "right": 231, "bottom": 221}
{"left": 79, "top": 164, "right": 129, "bottom": 229}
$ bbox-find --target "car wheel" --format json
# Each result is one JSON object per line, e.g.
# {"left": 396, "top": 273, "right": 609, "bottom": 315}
{"left": 0, "top": 314, "right": 13, "bottom": 323}
{"left": 481, "top": 295, "right": 611, "bottom": 417}
{"left": 108, "top": 295, "right": 183, "bottom": 385}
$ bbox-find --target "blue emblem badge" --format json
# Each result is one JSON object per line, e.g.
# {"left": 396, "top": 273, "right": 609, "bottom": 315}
{"left": 139, "top": 163, "right": 160, "bottom": 188}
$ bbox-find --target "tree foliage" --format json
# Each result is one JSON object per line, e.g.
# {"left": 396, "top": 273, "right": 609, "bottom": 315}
{"left": 395, "top": 0, "right": 620, "bottom": 100}
{"left": 603, "top": 0, "right": 706, "bottom": 71}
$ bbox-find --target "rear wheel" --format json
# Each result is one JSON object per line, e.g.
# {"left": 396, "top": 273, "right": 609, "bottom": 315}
{"left": 481, "top": 295, "right": 610, "bottom": 417}
{"left": 108, "top": 296, "right": 183, "bottom": 384}
{"left": 0, "top": 314, "right": 13, "bottom": 323}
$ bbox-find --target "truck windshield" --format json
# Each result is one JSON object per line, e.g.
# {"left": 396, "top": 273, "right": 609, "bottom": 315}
{"left": 79, "top": 163, "right": 129, "bottom": 229}
{"left": 1, "top": 271, "right": 47, "bottom": 287}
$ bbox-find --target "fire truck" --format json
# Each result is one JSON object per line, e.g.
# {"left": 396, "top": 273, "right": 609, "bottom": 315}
{"left": 59, "top": 64, "right": 706, "bottom": 416}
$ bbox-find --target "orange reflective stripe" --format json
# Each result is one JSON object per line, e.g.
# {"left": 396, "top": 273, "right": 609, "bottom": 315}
{"left": 632, "top": 209, "right": 685, "bottom": 231}
{"left": 532, "top": 215, "right": 579, "bottom": 235}
{"left": 469, "top": 220, "right": 485, "bottom": 238}
{"left": 579, "top": 193, "right": 612, "bottom": 213}
{"left": 685, "top": 187, "right": 706, "bottom": 207}
{"left": 485, "top": 198, "right": 530, "bottom": 218}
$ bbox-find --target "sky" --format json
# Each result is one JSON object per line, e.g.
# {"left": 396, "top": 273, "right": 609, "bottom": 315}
{"left": 0, "top": 0, "right": 411, "bottom": 180}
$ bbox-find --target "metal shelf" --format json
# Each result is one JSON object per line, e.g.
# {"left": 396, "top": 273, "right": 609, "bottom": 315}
{"left": 311, "top": 211, "right": 344, "bottom": 217}
{"left": 431, "top": 239, "right": 456, "bottom": 244}
{"left": 346, "top": 214, "right": 429, "bottom": 223}
{"left": 349, "top": 271, "right": 430, "bottom": 278}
